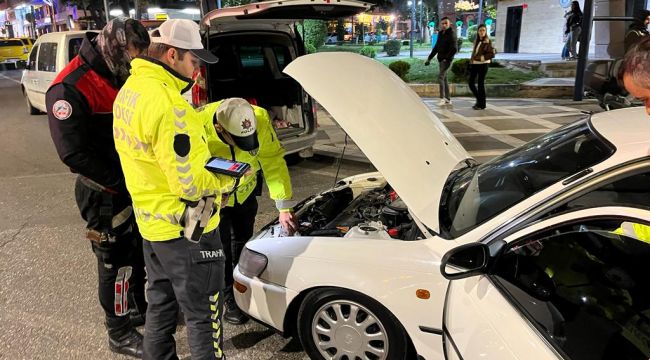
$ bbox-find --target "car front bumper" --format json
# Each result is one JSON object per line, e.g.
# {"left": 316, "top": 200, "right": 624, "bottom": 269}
{"left": 233, "top": 266, "right": 299, "bottom": 333}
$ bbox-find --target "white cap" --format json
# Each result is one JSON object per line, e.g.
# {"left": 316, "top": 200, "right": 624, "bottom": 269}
{"left": 215, "top": 98, "right": 259, "bottom": 151}
{"left": 150, "top": 19, "right": 218, "bottom": 64}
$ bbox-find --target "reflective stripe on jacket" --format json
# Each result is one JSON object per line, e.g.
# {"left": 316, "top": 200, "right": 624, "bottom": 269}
{"left": 113, "top": 57, "right": 235, "bottom": 241}
{"left": 198, "top": 101, "right": 295, "bottom": 211}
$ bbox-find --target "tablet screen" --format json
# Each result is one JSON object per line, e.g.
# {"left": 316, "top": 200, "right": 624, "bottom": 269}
{"left": 206, "top": 158, "right": 247, "bottom": 173}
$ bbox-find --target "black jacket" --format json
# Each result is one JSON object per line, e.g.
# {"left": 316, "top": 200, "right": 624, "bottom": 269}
{"left": 427, "top": 27, "right": 457, "bottom": 62}
{"left": 565, "top": 10, "right": 583, "bottom": 34}
{"left": 46, "top": 33, "right": 126, "bottom": 195}
{"left": 625, "top": 10, "right": 650, "bottom": 52}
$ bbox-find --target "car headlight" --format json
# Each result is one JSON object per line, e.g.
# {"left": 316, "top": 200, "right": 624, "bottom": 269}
{"left": 238, "top": 247, "right": 268, "bottom": 278}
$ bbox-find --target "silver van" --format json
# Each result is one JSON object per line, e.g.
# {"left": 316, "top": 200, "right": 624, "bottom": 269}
{"left": 21, "top": 31, "right": 94, "bottom": 114}
{"left": 196, "top": 0, "right": 369, "bottom": 157}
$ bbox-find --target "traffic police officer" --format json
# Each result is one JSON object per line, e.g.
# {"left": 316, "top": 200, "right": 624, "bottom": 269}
{"left": 112, "top": 19, "right": 236, "bottom": 360}
{"left": 200, "top": 98, "right": 297, "bottom": 324}
{"left": 46, "top": 18, "right": 150, "bottom": 357}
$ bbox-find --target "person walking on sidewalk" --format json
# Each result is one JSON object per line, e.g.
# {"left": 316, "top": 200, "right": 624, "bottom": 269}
{"left": 113, "top": 19, "right": 237, "bottom": 360}
{"left": 199, "top": 98, "right": 297, "bottom": 325}
{"left": 425, "top": 17, "right": 457, "bottom": 105}
{"left": 564, "top": 1, "right": 583, "bottom": 60}
{"left": 46, "top": 17, "right": 150, "bottom": 358}
{"left": 468, "top": 24, "right": 495, "bottom": 110}
{"left": 624, "top": 9, "right": 650, "bottom": 53}
{"left": 620, "top": 36, "right": 650, "bottom": 115}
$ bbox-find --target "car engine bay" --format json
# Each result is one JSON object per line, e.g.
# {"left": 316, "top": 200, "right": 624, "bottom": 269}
{"left": 266, "top": 181, "right": 424, "bottom": 241}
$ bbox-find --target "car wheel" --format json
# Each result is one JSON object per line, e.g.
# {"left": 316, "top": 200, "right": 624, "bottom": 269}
{"left": 297, "top": 288, "right": 410, "bottom": 360}
{"left": 25, "top": 93, "right": 39, "bottom": 115}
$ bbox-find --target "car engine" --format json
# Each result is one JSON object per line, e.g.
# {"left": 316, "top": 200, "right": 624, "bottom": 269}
{"left": 285, "top": 184, "right": 423, "bottom": 240}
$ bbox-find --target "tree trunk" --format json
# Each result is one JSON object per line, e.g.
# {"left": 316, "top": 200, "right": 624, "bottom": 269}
{"left": 89, "top": 3, "right": 106, "bottom": 28}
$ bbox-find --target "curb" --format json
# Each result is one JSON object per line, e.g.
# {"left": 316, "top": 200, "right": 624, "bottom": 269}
{"left": 408, "top": 83, "right": 574, "bottom": 98}
{"left": 313, "top": 146, "right": 371, "bottom": 164}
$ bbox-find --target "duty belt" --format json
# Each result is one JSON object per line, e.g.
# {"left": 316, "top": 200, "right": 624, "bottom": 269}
{"left": 86, "top": 229, "right": 116, "bottom": 245}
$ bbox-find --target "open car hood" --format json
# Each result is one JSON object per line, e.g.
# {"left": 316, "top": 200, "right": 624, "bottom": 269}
{"left": 284, "top": 53, "right": 471, "bottom": 233}
{"left": 202, "top": 0, "right": 370, "bottom": 26}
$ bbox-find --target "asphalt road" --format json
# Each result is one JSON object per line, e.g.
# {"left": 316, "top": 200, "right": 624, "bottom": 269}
{"left": 0, "top": 69, "right": 375, "bottom": 359}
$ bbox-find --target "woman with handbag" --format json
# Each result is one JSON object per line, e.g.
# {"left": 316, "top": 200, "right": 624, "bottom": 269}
{"left": 469, "top": 24, "right": 495, "bottom": 110}
{"left": 564, "top": 1, "right": 583, "bottom": 60}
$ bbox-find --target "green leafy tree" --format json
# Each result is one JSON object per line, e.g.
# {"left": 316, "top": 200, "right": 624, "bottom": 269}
{"left": 302, "top": 20, "right": 328, "bottom": 49}
{"left": 485, "top": 5, "right": 497, "bottom": 19}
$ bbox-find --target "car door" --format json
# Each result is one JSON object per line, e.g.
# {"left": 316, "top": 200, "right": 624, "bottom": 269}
{"left": 22, "top": 43, "right": 40, "bottom": 108}
{"left": 442, "top": 206, "right": 650, "bottom": 360}
{"left": 33, "top": 41, "right": 59, "bottom": 111}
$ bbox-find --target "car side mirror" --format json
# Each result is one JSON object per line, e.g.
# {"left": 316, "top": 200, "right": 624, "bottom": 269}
{"left": 441, "top": 242, "right": 489, "bottom": 280}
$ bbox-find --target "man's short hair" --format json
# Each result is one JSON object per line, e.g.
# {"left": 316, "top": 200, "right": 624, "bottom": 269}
{"left": 619, "top": 36, "right": 650, "bottom": 87}
{"left": 147, "top": 32, "right": 189, "bottom": 61}
{"left": 441, "top": 17, "right": 450, "bottom": 22}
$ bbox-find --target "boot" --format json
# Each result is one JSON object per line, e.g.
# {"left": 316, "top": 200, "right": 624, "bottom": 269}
{"left": 224, "top": 293, "right": 248, "bottom": 325}
{"left": 109, "top": 328, "right": 143, "bottom": 358}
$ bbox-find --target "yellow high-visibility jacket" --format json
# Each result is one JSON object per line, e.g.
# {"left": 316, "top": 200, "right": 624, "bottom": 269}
{"left": 613, "top": 222, "right": 650, "bottom": 244}
{"left": 198, "top": 101, "right": 295, "bottom": 211}
{"left": 113, "top": 58, "right": 234, "bottom": 241}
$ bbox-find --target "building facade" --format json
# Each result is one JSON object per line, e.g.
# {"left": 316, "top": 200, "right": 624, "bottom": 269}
{"left": 495, "top": 0, "right": 649, "bottom": 56}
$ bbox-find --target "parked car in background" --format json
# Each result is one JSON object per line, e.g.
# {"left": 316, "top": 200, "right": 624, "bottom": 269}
{"left": 233, "top": 53, "right": 650, "bottom": 360}
{"left": 18, "top": 37, "right": 36, "bottom": 51}
{"left": 21, "top": 31, "right": 92, "bottom": 115}
{"left": 0, "top": 38, "right": 30, "bottom": 69}
{"left": 325, "top": 33, "right": 338, "bottom": 44}
{"left": 198, "top": 0, "right": 370, "bottom": 157}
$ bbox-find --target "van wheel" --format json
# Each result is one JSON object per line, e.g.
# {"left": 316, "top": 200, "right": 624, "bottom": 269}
{"left": 285, "top": 153, "right": 304, "bottom": 166}
{"left": 25, "top": 94, "right": 39, "bottom": 115}
{"left": 297, "top": 288, "right": 410, "bottom": 360}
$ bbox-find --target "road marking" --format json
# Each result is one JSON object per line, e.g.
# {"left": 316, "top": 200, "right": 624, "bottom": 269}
{"left": 3, "top": 172, "right": 75, "bottom": 180}
{"left": 0, "top": 73, "right": 21, "bottom": 84}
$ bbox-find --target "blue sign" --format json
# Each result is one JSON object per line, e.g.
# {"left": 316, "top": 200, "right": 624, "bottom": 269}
{"left": 560, "top": 0, "right": 571, "bottom": 8}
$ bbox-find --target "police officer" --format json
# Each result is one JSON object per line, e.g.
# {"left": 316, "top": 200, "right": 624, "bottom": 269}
{"left": 46, "top": 18, "right": 150, "bottom": 357}
{"left": 112, "top": 19, "right": 237, "bottom": 360}
{"left": 200, "top": 98, "right": 297, "bottom": 324}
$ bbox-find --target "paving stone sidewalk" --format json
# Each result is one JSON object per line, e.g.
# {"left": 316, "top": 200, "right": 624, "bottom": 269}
{"left": 314, "top": 97, "right": 604, "bottom": 164}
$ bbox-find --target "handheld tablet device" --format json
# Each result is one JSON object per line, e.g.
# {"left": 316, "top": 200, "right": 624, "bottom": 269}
{"left": 205, "top": 157, "right": 250, "bottom": 178}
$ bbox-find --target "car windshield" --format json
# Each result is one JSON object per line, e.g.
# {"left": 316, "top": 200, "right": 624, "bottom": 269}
{"left": 0, "top": 40, "right": 24, "bottom": 47}
{"left": 439, "top": 119, "right": 614, "bottom": 239}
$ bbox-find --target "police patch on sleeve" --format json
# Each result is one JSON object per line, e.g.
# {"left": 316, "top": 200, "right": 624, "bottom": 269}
{"left": 52, "top": 100, "right": 73, "bottom": 120}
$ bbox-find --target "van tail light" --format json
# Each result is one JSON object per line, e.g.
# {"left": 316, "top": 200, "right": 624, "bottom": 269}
{"left": 192, "top": 65, "right": 207, "bottom": 108}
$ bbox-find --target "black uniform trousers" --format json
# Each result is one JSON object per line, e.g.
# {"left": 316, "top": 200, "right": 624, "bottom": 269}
{"left": 469, "top": 63, "right": 489, "bottom": 108}
{"left": 218, "top": 195, "right": 259, "bottom": 293}
{"left": 74, "top": 177, "right": 146, "bottom": 339}
{"left": 142, "top": 228, "right": 226, "bottom": 360}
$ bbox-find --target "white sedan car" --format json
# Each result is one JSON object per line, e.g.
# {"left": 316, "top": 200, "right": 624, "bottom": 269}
{"left": 234, "top": 53, "right": 650, "bottom": 360}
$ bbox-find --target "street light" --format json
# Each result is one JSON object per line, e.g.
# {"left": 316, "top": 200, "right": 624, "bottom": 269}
{"left": 409, "top": 0, "right": 416, "bottom": 57}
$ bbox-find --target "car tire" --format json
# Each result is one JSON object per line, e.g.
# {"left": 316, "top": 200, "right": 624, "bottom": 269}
{"left": 297, "top": 288, "right": 410, "bottom": 360}
{"left": 25, "top": 93, "right": 39, "bottom": 115}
